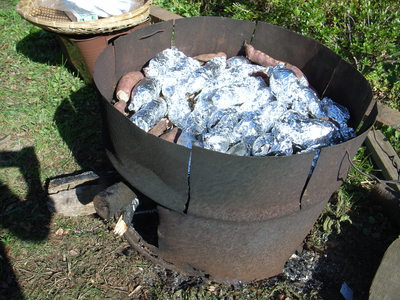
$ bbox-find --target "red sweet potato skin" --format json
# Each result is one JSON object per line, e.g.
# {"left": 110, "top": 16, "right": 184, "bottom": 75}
{"left": 113, "top": 100, "right": 128, "bottom": 115}
{"left": 244, "top": 42, "right": 304, "bottom": 80}
{"left": 148, "top": 118, "right": 170, "bottom": 137}
{"left": 160, "top": 127, "right": 181, "bottom": 143}
{"left": 116, "top": 71, "right": 144, "bottom": 102}
{"left": 193, "top": 52, "right": 227, "bottom": 63}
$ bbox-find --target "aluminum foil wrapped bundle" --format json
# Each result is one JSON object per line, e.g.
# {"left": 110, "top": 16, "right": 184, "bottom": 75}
{"left": 232, "top": 112, "right": 263, "bottom": 147}
{"left": 258, "top": 100, "right": 287, "bottom": 133}
{"left": 319, "top": 97, "right": 355, "bottom": 140}
{"left": 181, "top": 96, "right": 216, "bottom": 135}
{"left": 202, "top": 109, "right": 242, "bottom": 154}
{"left": 126, "top": 47, "right": 356, "bottom": 158}
{"left": 206, "top": 76, "right": 267, "bottom": 110}
{"left": 202, "top": 131, "right": 232, "bottom": 153}
{"left": 226, "top": 56, "right": 268, "bottom": 78}
{"left": 129, "top": 98, "right": 167, "bottom": 132}
{"left": 169, "top": 56, "right": 227, "bottom": 100}
{"left": 160, "top": 56, "right": 201, "bottom": 99}
{"left": 252, "top": 132, "right": 296, "bottom": 156}
{"left": 239, "top": 87, "right": 274, "bottom": 113}
{"left": 166, "top": 92, "right": 192, "bottom": 129}
{"left": 338, "top": 124, "right": 355, "bottom": 141}
{"left": 269, "top": 65, "right": 307, "bottom": 108}
{"left": 273, "top": 110, "right": 339, "bottom": 152}
{"left": 320, "top": 97, "right": 350, "bottom": 125}
{"left": 207, "top": 109, "right": 240, "bottom": 132}
{"left": 202, "top": 56, "right": 228, "bottom": 79}
{"left": 226, "top": 56, "right": 251, "bottom": 68}
{"left": 128, "top": 78, "right": 161, "bottom": 112}
{"left": 292, "top": 86, "right": 325, "bottom": 118}
{"left": 252, "top": 133, "right": 275, "bottom": 156}
{"left": 144, "top": 47, "right": 191, "bottom": 79}
{"left": 227, "top": 141, "right": 248, "bottom": 156}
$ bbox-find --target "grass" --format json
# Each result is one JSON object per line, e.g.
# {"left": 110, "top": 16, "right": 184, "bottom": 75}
{"left": 0, "top": 0, "right": 399, "bottom": 299}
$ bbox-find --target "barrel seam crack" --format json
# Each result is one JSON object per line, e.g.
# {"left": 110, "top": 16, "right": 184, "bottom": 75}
{"left": 183, "top": 150, "right": 192, "bottom": 213}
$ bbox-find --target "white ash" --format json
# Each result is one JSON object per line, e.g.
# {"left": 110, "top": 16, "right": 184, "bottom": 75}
{"left": 283, "top": 250, "right": 324, "bottom": 294}
{"left": 127, "top": 47, "right": 355, "bottom": 156}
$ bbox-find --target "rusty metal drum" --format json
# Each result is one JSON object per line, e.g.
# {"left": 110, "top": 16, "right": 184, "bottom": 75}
{"left": 93, "top": 17, "right": 376, "bottom": 282}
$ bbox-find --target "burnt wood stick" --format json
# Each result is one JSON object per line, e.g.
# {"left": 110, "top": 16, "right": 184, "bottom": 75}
{"left": 93, "top": 182, "right": 137, "bottom": 220}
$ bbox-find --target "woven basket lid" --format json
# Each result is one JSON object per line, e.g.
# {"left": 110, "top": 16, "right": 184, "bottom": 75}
{"left": 16, "top": 0, "right": 151, "bottom": 35}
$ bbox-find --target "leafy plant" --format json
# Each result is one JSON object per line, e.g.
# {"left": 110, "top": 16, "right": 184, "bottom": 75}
{"left": 322, "top": 188, "right": 353, "bottom": 235}
{"left": 380, "top": 125, "right": 400, "bottom": 151}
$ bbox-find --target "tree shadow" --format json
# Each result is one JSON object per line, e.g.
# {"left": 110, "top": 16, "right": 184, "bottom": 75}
{"left": 0, "top": 147, "right": 52, "bottom": 299}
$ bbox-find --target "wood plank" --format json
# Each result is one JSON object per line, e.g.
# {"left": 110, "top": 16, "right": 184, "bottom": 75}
{"left": 48, "top": 184, "right": 104, "bottom": 216}
{"left": 47, "top": 171, "right": 100, "bottom": 194}
{"left": 365, "top": 130, "right": 400, "bottom": 183}
{"left": 369, "top": 238, "right": 400, "bottom": 300}
{"left": 47, "top": 170, "right": 121, "bottom": 216}
{"left": 150, "top": 5, "right": 183, "bottom": 23}
{"left": 365, "top": 130, "right": 400, "bottom": 190}
{"left": 376, "top": 102, "right": 400, "bottom": 129}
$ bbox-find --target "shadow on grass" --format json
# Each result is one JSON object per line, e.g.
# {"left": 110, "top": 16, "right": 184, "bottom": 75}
{"left": 311, "top": 185, "right": 399, "bottom": 300}
{"left": 53, "top": 85, "right": 110, "bottom": 173}
{"left": 16, "top": 29, "right": 109, "bottom": 172}
{"left": 0, "top": 147, "right": 52, "bottom": 299}
{"left": 15, "top": 29, "right": 78, "bottom": 76}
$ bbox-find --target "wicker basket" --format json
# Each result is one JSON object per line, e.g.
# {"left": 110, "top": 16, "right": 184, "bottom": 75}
{"left": 16, "top": 0, "right": 151, "bottom": 35}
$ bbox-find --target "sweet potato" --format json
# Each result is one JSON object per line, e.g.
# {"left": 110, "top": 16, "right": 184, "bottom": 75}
{"left": 116, "top": 71, "right": 144, "bottom": 102}
{"left": 160, "top": 127, "right": 181, "bottom": 143}
{"left": 148, "top": 118, "right": 171, "bottom": 137}
{"left": 113, "top": 100, "right": 128, "bottom": 115}
{"left": 244, "top": 42, "right": 305, "bottom": 80}
{"left": 193, "top": 52, "right": 227, "bottom": 64}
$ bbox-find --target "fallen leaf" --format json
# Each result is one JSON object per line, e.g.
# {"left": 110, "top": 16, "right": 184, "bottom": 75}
{"left": 55, "top": 228, "right": 64, "bottom": 235}
{"left": 69, "top": 249, "right": 79, "bottom": 256}
{"left": 208, "top": 285, "right": 217, "bottom": 292}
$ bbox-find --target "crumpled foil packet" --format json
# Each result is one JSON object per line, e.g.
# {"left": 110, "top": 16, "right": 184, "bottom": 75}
{"left": 127, "top": 47, "right": 355, "bottom": 157}
{"left": 129, "top": 98, "right": 167, "bottom": 132}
